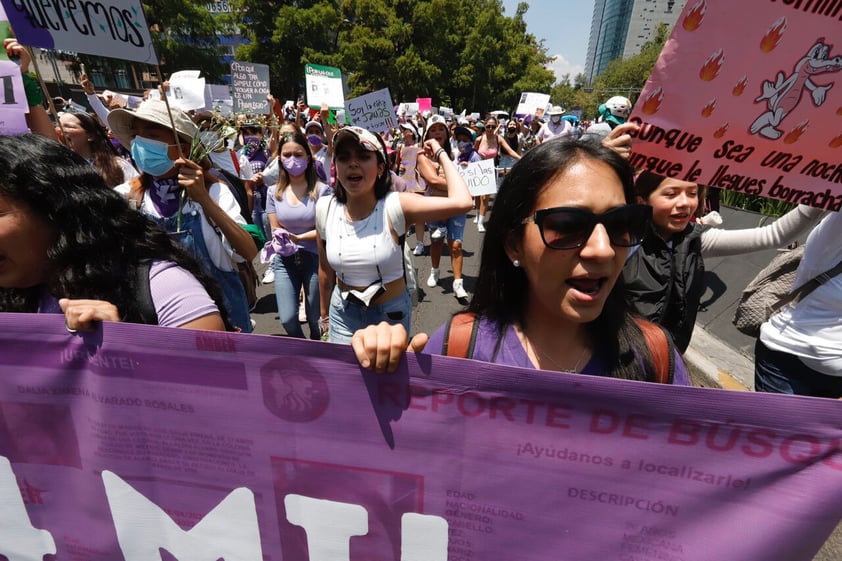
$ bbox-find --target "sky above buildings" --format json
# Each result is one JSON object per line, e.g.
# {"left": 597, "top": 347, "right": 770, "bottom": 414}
{"left": 501, "top": 0, "right": 596, "bottom": 82}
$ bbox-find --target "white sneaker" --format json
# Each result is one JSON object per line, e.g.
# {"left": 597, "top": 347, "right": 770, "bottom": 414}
{"left": 453, "top": 279, "right": 468, "bottom": 299}
{"left": 298, "top": 299, "right": 307, "bottom": 323}
{"left": 261, "top": 268, "right": 275, "bottom": 284}
{"left": 431, "top": 227, "right": 446, "bottom": 240}
{"left": 477, "top": 222, "right": 486, "bottom": 233}
{"left": 473, "top": 215, "right": 479, "bottom": 224}
{"left": 413, "top": 241, "right": 424, "bottom": 256}
{"left": 426, "top": 268, "right": 440, "bottom": 288}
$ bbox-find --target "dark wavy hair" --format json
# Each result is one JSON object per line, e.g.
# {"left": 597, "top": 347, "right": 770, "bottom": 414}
{"left": 468, "top": 139, "right": 658, "bottom": 381}
{"left": 61, "top": 111, "right": 126, "bottom": 187}
{"left": 0, "top": 134, "right": 232, "bottom": 329}
{"left": 272, "top": 132, "right": 319, "bottom": 200}
{"left": 332, "top": 131, "right": 392, "bottom": 203}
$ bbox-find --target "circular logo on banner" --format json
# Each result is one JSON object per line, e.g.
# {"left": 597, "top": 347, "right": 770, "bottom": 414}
{"left": 260, "top": 357, "right": 330, "bottom": 422}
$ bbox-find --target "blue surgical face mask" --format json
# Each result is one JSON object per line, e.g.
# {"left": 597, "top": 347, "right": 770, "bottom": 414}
{"left": 457, "top": 141, "right": 473, "bottom": 153}
{"left": 131, "top": 136, "right": 175, "bottom": 177}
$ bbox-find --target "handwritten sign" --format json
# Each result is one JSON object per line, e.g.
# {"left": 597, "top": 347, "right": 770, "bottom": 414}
{"left": 631, "top": 0, "right": 842, "bottom": 210}
{"left": 458, "top": 158, "right": 498, "bottom": 196}
{"left": 0, "top": 0, "right": 158, "bottom": 64}
{"left": 231, "top": 61, "right": 270, "bottom": 113}
{"left": 0, "top": 314, "right": 840, "bottom": 560}
{"left": 304, "top": 63, "right": 344, "bottom": 110}
{"left": 168, "top": 71, "right": 206, "bottom": 111}
{"left": 514, "top": 92, "right": 551, "bottom": 118}
{"left": 345, "top": 88, "right": 397, "bottom": 133}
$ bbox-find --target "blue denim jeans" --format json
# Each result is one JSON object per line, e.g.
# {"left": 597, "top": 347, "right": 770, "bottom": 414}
{"left": 328, "top": 285, "right": 411, "bottom": 344}
{"left": 754, "top": 339, "right": 842, "bottom": 398}
{"left": 272, "top": 250, "right": 320, "bottom": 339}
{"left": 429, "top": 214, "right": 466, "bottom": 243}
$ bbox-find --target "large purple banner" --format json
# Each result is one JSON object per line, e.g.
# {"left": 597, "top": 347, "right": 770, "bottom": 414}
{"left": 0, "top": 314, "right": 839, "bottom": 560}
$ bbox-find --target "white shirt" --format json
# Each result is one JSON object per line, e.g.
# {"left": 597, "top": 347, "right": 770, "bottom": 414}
{"left": 760, "top": 211, "right": 842, "bottom": 375}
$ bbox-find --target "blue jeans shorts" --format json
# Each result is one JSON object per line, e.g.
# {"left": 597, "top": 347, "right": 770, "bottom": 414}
{"left": 430, "top": 214, "right": 466, "bottom": 243}
{"left": 328, "top": 285, "right": 412, "bottom": 344}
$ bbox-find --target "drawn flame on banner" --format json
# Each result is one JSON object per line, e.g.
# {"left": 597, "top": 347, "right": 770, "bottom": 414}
{"left": 830, "top": 134, "right": 842, "bottom": 148}
{"left": 783, "top": 121, "right": 809, "bottom": 144}
{"left": 713, "top": 124, "right": 729, "bottom": 138}
{"left": 760, "top": 18, "right": 787, "bottom": 53}
{"left": 701, "top": 99, "right": 716, "bottom": 117}
{"left": 733, "top": 77, "right": 748, "bottom": 96}
{"left": 836, "top": 107, "right": 842, "bottom": 116}
{"left": 682, "top": 0, "right": 706, "bottom": 31}
{"left": 641, "top": 88, "right": 664, "bottom": 115}
{"left": 699, "top": 49, "right": 724, "bottom": 81}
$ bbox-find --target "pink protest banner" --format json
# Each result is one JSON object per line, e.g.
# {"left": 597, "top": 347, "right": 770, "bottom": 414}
{"left": 416, "top": 98, "right": 432, "bottom": 114}
{"left": 629, "top": 0, "right": 842, "bottom": 211}
{"left": 0, "top": 313, "right": 840, "bottom": 560}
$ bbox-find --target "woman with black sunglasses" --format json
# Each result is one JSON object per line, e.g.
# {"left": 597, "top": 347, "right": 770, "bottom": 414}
{"left": 351, "top": 140, "right": 691, "bottom": 384}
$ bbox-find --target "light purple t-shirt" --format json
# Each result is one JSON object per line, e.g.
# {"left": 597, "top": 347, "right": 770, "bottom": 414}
{"left": 265, "top": 182, "right": 331, "bottom": 255}
{"left": 37, "top": 261, "right": 218, "bottom": 328}
{"left": 425, "top": 315, "right": 691, "bottom": 385}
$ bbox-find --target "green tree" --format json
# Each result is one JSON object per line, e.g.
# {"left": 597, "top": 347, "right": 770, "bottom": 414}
{"left": 228, "top": 0, "right": 554, "bottom": 115}
{"left": 143, "top": 0, "right": 226, "bottom": 81}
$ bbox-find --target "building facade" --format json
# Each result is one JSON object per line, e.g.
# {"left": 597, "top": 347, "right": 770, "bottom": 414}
{"left": 584, "top": 0, "right": 687, "bottom": 85}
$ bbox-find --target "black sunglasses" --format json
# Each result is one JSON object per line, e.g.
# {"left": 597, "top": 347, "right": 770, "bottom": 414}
{"left": 522, "top": 204, "right": 651, "bottom": 250}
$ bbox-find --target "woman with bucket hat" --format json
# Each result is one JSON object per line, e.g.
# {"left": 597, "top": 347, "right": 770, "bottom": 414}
{"left": 108, "top": 99, "right": 258, "bottom": 332}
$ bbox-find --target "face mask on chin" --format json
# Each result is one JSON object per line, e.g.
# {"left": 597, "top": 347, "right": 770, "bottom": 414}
{"left": 131, "top": 136, "right": 176, "bottom": 177}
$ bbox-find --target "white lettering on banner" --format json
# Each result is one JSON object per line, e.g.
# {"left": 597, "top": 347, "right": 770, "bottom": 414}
{"left": 285, "top": 494, "right": 368, "bottom": 561}
{"left": 284, "top": 494, "right": 449, "bottom": 561}
{"left": 0, "top": 458, "right": 449, "bottom": 560}
{"left": 0, "top": 457, "right": 56, "bottom": 560}
{"left": 102, "top": 471, "right": 264, "bottom": 560}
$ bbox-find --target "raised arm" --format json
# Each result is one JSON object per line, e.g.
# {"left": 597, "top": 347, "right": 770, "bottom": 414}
{"left": 701, "top": 204, "right": 827, "bottom": 257}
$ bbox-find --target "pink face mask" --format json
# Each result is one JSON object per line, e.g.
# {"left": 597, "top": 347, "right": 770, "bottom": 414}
{"left": 282, "top": 156, "right": 309, "bottom": 176}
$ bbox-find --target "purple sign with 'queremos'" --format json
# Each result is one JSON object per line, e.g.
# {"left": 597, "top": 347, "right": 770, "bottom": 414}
{"left": 0, "top": 313, "right": 839, "bottom": 560}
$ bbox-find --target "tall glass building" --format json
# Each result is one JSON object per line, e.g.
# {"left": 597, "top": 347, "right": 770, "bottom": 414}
{"left": 584, "top": 0, "right": 685, "bottom": 85}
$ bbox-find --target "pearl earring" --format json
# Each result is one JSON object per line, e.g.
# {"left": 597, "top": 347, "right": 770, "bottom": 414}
{"left": 512, "top": 259, "right": 520, "bottom": 267}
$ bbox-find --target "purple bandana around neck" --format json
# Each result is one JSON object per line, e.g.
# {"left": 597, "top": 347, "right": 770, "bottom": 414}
{"left": 149, "top": 177, "right": 184, "bottom": 218}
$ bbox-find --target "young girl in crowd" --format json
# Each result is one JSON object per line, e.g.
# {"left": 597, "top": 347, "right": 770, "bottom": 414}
{"left": 0, "top": 134, "right": 230, "bottom": 331}
{"left": 624, "top": 171, "right": 825, "bottom": 352}
{"left": 352, "top": 140, "right": 688, "bottom": 385}
{"left": 108, "top": 99, "right": 258, "bottom": 333}
{"left": 265, "top": 132, "right": 332, "bottom": 339}
{"left": 56, "top": 111, "right": 138, "bottom": 187}
{"left": 417, "top": 115, "right": 471, "bottom": 300}
{"left": 394, "top": 122, "right": 427, "bottom": 256}
{"left": 474, "top": 115, "right": 521, "bottom": 231}
{"left": 316, "top": 125, "right": 472, "bottom": 343}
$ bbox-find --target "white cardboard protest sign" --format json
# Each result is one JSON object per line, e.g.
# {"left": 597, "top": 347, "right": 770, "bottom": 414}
{"left": 304, "top": 63, "right": 344, "bottom": 110}
{"left": 0, "top": 0, "right": 159, "bottom": 64}
{"left": 345, "top": 88, "right": 397, "bottom": 133}
{"left": 515, "top": 92, "right": 551, "bottom": 117}
{"left": 458, "top": 159, "right": 498, "bottom": 196}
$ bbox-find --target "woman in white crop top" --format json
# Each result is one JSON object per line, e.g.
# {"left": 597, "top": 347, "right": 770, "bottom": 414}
{"left": 316, "top": 126, "right": 472, "bottom": 343}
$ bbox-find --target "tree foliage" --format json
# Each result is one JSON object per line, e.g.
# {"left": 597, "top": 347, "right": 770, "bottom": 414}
{"left": 143, "top": 0, "right": 226, "bottom": 81}
{"left": 229, "top": 0, "right": 554, "bottom": 115}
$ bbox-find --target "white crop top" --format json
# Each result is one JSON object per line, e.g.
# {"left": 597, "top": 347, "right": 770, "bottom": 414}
{"left": 316, "top": 192, "right": 407, "bottom": 287}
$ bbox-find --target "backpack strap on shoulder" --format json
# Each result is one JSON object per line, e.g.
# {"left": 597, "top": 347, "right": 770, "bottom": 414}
{"left": 634, "top": 318, "right": 675, "bottom": 384}
{"left": 441, "top": 312, "right": 479, "bottom": 358}
{"left": 135, "top": 260, "right": 159, "bottom": 325}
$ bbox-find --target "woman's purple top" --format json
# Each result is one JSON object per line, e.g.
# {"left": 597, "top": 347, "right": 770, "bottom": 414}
{"left": 425, "top": 315, "right": 691, "bottom": 385}
{"left": 265, "top": 182, "right": 331, "bottom": 255}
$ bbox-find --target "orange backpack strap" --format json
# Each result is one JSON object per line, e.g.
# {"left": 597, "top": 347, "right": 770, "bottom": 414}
{"left": 442, "top": 312, "right": 479, "bottom": 358}
{"left": 634, "top": 318, "right": 675, "bottom": 384}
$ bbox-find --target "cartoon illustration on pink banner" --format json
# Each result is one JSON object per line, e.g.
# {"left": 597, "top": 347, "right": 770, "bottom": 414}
{"left": 629, "top": 0, "right": 842, "bottom": 210}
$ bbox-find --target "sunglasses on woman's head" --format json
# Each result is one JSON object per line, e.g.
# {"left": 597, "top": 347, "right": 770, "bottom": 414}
{"left": 522, "top": 204, "right": 651, "bottom": 250}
